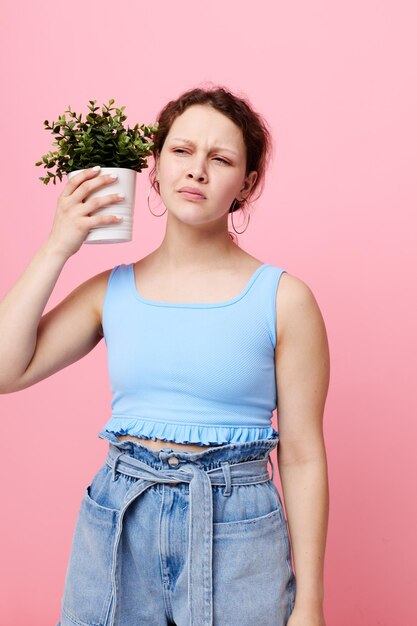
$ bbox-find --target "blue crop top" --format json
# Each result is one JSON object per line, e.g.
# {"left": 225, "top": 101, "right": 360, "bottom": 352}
{"left": 100, "top": 262, "right": 287, "bottom": 446}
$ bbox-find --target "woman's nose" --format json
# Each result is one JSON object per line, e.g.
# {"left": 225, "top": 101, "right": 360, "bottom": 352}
{"left": 186, "top": 159, "right": 208, "bottom": 181}
{"left": 187, "top": 169, "right": 207, "bottom": 182}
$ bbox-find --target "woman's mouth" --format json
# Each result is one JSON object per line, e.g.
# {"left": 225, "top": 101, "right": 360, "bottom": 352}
{"left": 178, "top": 191, "right": 207, "bottom": 201}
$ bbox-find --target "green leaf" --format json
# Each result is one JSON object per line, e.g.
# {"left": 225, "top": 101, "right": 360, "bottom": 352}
{"left": 36, "top": 101, "right": 160, "bottom": 185}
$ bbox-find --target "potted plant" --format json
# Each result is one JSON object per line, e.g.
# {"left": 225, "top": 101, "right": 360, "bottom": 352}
{"left": 35, "top": 99, "right": 159, "bottom": 244}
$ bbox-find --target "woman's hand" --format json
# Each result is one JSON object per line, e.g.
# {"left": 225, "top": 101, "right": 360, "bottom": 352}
{"left": 47, "top": 166, "right": 124, "bottom": 258}
{"left": 287, "top": 604, "right": 326, "bottom": 626}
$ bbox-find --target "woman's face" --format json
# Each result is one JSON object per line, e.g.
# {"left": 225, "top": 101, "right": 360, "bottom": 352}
{"left": 155, "top": 104, "right": 257, "bottom": 226}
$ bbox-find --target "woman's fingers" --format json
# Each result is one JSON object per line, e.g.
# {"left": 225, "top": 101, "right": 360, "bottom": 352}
{"left": 48, "top": 168, "right": 125, "bottom": 258}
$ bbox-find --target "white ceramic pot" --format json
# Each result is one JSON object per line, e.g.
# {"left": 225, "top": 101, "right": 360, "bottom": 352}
{"left": 67, "top": 167, "right": 137, "bottom": 244}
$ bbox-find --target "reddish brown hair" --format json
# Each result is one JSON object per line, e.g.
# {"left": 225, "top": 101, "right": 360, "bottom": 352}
{"left": 149, "top": 85, "right": 273, "bottom": 215}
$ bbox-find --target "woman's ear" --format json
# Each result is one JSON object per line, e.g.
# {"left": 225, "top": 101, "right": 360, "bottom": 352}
{"left": 239, "top": 171, "right": 258, "bottom": 201}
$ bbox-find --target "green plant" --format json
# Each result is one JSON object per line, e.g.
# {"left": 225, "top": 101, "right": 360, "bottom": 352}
{"left": 35, "top": 99, "right": 159, "bottom": 184}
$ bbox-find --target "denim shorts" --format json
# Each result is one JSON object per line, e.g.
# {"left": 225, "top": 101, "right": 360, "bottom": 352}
{"left": 57, "top": 430, "right": 296, "bottom": 626}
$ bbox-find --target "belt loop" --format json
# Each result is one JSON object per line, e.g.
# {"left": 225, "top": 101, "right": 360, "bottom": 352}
{"left": 267, "top": 453, "right": 275, "bottom": 482}
{"left": 220, "top": 461, "right": 232, "bottom": 496}
{"left": 112, "top": 451, "right": 124, "bottom": 481}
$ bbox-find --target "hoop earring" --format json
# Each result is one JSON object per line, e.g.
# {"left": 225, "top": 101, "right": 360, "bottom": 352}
{"left": 230, "top": 200, "right": 250, "bottom": 234}
{"left": 147, "top": 183, "right": 167, "bottom": 217}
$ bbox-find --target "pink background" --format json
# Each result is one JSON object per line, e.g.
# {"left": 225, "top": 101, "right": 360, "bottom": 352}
{"left": 1, "top": 1, "right": 416, "bottom": 624}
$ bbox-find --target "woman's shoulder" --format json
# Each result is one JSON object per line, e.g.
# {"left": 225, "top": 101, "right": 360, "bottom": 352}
{"left": 85, "top": 265, "right": 122, "bottom": 337}
{"left": 274, "top": 269, "right": 325, "bottom": 345}
{"left": 232, "top": 254, "right": 317, "bottom": 309}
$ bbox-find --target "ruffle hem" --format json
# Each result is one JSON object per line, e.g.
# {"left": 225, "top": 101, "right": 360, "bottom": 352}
{"left": 102, "top": 415, "right": 278, "bottom": 446}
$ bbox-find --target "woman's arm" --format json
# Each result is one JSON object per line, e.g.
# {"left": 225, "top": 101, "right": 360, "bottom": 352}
{"left": 275, "top": 273, "right": 330, "bottom": 624}
{"left": 0, "top": 166, "right": 122, "bottom": 393}
{"left": 0, "top": 240, "right": 70, "bottom": 391}
{"left": 0, "top": 239, "right": 111, "bottom": 393}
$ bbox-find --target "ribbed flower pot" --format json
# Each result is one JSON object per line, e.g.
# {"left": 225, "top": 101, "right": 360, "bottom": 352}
{"left": 67, "top": 167, "right": 137, "bottom": 244}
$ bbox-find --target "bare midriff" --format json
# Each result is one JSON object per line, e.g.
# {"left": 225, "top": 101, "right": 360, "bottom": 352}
{"left": 116, "top": 434, "right": 220, "bottom": 452}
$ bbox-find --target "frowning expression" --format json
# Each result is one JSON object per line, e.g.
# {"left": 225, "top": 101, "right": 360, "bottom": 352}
{"left": 155, "top": 104, "right": 257, "bottom": 225}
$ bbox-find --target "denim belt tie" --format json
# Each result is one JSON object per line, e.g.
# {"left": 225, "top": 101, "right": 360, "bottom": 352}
{"left": 104, "top": 442, "right": 274, "bottom": 626}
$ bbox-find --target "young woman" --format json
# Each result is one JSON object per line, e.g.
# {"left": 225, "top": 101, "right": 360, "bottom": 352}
{"left": 0, "top": 86, "right": 330, "bottom": 626}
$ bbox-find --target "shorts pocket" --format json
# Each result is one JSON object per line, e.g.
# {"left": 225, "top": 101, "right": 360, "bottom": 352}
{"left": 212, "top": 479, "right": 287, "bottom": 534}
{"left": 211, "top": 480, "right": 296, "bottom": 624}
{"left": 267, "top": 479, "right": 296, "bottom": 577}
{"left": 60, "top": 468, "right": 119, "bottom": 626}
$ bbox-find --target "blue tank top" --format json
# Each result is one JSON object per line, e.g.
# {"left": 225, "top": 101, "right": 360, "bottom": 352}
{"left": 100, "top": 262, "right": 287, "bottom": 446}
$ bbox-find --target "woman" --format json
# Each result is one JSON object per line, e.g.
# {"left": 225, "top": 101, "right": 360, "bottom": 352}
{"left": 0, "top": 86, "right": 329, "bottom": 626}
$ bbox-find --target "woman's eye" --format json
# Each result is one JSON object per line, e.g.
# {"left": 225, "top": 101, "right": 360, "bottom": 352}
{"left": 173, "top": 149, "right": 228, "bottom": 164}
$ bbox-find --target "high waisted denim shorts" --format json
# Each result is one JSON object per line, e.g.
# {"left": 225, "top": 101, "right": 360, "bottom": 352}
{"left": 57, "top": 430, "right": 296, "bottom": 626}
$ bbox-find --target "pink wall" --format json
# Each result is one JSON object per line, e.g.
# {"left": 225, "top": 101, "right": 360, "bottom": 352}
{"left": 1, "top": 1, "right": 416, "bottom": 624}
